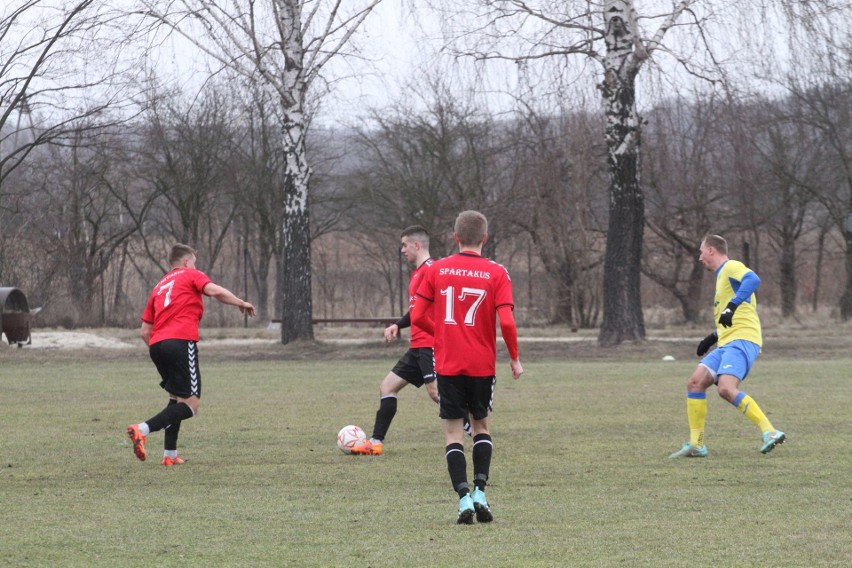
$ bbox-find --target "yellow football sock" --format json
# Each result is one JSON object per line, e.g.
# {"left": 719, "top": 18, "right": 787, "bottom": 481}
{"left": 734, "top": 393, "right": 774, "bottom": 433}
{"left": 687, "top": 392, "right": 707, "bottom": 448}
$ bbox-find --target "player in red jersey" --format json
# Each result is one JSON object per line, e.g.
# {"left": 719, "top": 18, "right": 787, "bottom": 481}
{"left": 126, "top": 244, "right": 255, "bottom": 465}
{"left": 412, "top": 210, "right": 523, "bottom": 524}
{"left": 351, "top": 226, "right": 443, "bottom": 456}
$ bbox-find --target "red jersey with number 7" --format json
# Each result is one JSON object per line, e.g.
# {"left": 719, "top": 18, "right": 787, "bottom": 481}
{"left": 415, "top": 252, "right": 514, "bottom": 376}
{"left": 141, "top": 268, "right": 212, "bottom": 345}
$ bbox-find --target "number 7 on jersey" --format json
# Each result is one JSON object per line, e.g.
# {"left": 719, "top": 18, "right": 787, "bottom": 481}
{"left": 158, "top": 280, "right": 175, "bottom": 307}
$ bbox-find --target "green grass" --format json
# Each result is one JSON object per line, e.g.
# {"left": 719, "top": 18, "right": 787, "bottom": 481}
{"left": 0, "top": 352, "right": 850, "bottom": 567}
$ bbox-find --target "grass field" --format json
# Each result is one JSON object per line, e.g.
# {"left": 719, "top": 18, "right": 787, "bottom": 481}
{"left": 0, "top": 332, "right": 850, "bottom": 567}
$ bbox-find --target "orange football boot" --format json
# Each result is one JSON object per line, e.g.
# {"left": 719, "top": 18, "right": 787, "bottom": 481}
{"left": 126, "top": 424, "right": 147, "bottom": 462}
{"left": 350, "top": 440, "right": 383, "bottom": 455}
{"left": 161, "top": 455, "right": 185, "bottom": 466}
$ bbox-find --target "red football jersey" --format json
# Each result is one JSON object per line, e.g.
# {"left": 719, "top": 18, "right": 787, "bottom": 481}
{"left": 408, "top": 258, "right": 434, "bottom": 349}
{"left": 416, "top": 252, "right": 514, "bottom": 376}
{"left": 141, "top": 268, "right": 212, "bottom": 345}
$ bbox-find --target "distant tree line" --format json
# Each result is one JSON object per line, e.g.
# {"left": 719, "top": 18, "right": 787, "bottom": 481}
{"left": 0, "top": 77, "right": 848, "bottom": 330}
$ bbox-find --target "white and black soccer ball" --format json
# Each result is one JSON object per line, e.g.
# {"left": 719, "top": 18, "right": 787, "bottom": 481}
{"left": 336, "top": 425, "right": 366, "bottom": 454}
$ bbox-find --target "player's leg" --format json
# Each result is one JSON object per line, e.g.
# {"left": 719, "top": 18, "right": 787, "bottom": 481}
{"left": 470, "top": 377, "right": 495, "bottom": 522}
{"left": 414, "top": 347, "right": 473, "bottom": 434}
{"left": 127, "top": 340, "right": 169, "bottom": 461}
{"left": 353, "top": 371, "right": 405, "bottom": 454}
{"left": 438, "top": 374, "right": 474, "bottom": 524}
{"left": 127, "top": 340, "right": 199, "bottom": 463}
{"left": 141, "top": 395, "right": 197, "bottom": 436}
{"left": 353, "top": 350, "right": 422, "bottom": 455}
{"left": 162, "top": 398, "right": 184, "bottom": 466}
{"left": 670, "top": 362, "right": 715, "bottom": 458}
{"left": 445, "top": 417, "right": 473, "bottom": 524}
{"left": 715, "top": 341, "right": 785, "bottom": 453}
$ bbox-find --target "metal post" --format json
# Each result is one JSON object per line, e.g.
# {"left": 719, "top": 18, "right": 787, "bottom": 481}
{"left": 398, "top": 247, "right": 404, "bottom": 317}
{"left": 243, "top": 236, "right": 249, "bottom": 328}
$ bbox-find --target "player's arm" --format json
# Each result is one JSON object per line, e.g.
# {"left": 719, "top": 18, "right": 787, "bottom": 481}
{"left": 719, "top": 270, "right": 761, "bottom": 327}
{"left": 140, "top": 321, "right": 153, "bottom": 345}
{"left": 696, "top": 331, "right": 717, "bottom": 356}
{"left": 202, "top": 282, "right": 256, "bottom": 317}
{"left": 385, "top": 312, "right": 410, "bottom": 342}
{"left": 410, "top": 295, "right": 434, "bottom": 336}
{"left": 497, "top": 305, "right": 523, "bottom": 379}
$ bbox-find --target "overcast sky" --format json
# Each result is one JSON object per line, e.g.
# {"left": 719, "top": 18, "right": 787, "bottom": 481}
{"left": 18, "top": 1, "right": 842, "bottom": 129}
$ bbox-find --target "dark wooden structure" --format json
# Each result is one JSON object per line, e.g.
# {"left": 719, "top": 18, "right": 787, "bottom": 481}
{"left": 0, "top": 287, "right": 31, "bottom": 346}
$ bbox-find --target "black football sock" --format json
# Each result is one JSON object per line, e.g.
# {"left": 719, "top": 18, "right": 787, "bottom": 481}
{"left": 472, "top": 434, "right": 493, "bottom": 490}
{"left": 371, "top": 396, "right": 398, "bottom": 441}
{"left": 145, "top": 402, "right": 194, "bottom": 434}
{"left": 163, "top": 399, "right": 181, "bottom": 451}
{"left": 445, "top": 442, "right": 468, "bottom": 497}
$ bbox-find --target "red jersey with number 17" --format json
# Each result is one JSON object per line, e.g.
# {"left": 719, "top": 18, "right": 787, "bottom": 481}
{"left": 415, "top": 252, "right": 514, "bottom": 376}
{"left": 141, "top": 268, "right": 212, "bottom": 345}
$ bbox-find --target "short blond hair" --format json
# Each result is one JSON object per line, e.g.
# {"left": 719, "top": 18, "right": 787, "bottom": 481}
{"left": 454, "top": 210, "right": 488, "bottom": 247}
{"left": 702, "top": 234, "right": 728, "bottom": 255}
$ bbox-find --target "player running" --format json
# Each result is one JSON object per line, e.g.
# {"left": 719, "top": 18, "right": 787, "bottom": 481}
{"left": 412, "top": 210, "right": 523, "bottom": 524}
{"left": 126, "top": 244, "right": 255, "bottom": 465}
{"left": 670, "top": 234, "right": 785, "bottom": 458}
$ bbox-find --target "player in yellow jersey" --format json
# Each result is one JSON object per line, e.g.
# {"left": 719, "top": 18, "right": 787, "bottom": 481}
{"left": 670, "top": 235, "right": 786, "bottom": 458}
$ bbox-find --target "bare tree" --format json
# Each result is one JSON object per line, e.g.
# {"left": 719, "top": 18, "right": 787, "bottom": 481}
{"left": 508, "top": 103, "right": 607, "bottom": 327}
{"left": 431, "top": 0, "right": 704, "bottom": 344}
{"left": 28, "top": 123, "right": 138, "bottom": 325}
{"left": 345, "top": 85, "right": 521, "bottom": 258}
{"left": 773, "top": 80, "right": 851, "bottom": 319}
{"left": 750, "top": 101, "right": 824, "bottom": 319}
{"left": 136, "top": 0, "right": 381, "bottom": 343}
{"left": 137, "top": 88, "right": 241, "bottom": 273}
{"left": 0, "top": 0, "right": 143, "bottom": 283}
{"left": 642, "top": 94, "right": 737, "bottom": 323}
{"left": 430, "top": 0, "right": 849, "bottom": 341}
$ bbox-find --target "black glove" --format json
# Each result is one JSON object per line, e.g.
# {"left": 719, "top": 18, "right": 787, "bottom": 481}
{"left": 718, "top": 302, "right": 738, "bottom": 328}
{"left": 696, "top": 331, "right": 718, "bottom": 356}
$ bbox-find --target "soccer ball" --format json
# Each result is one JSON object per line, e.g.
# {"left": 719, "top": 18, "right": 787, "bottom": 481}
{"left": 337, "top": 425, "right": 366, "bottom": 454}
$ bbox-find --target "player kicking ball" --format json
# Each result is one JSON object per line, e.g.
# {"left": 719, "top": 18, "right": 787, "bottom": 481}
{"left": 350, "top": 226, "right": 470, "bottom": 456}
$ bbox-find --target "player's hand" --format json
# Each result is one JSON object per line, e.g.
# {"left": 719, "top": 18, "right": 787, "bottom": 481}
{"left": 696, "top": 331, "right": 718, "bottom": 356}
{"left": 510, "top": 358, "right": 523, "bottom": 380}
{"left": 425, "top": 380, "right": 440, "bottom": 403}
{"left": 239, "top": 302, "right": 256, "bottom": 317}
{"left": 718, "top": 302, "right": 738, "bottom": 328}
{"left": 383, "top": 324, "right": 399, "bottom": 343}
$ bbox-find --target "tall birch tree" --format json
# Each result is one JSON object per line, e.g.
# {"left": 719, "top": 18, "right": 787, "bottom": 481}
{"left": 137, "top": 0, "right": 381, "bottom": 343}
{"left": 432, "top": 0, "right": 846, "bottom": 342}
{"left": 431, "top": 0, "right": 698, "bottom": 344}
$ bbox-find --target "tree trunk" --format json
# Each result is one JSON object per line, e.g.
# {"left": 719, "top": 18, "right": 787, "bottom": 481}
{"left": 277, "top": 112, "right": 314, "bottom": 344}
{"left": 680, "top": 261, "right": 704, "bottom": 324}
{"left": 779, "top": 234, "right": 797, "bottom": 318}
{"left": 843, "top": 227, "right": 852, "bottom": 321}
{"left": 551, "top": 283, "right": 575, "bottom": 326}
{"left": 597, "top": 1, "right": 646, "bottom": 345}
{"left": 253, "top": 254, "right": 271, "bottom": 322}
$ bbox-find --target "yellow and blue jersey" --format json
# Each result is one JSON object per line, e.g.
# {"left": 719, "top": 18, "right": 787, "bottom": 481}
{"left": 714, "top": 260, "right": 762, "bottom": 347}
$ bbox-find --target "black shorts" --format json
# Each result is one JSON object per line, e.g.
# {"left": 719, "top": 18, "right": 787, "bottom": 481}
{"left": 391, "top": 348, "right": 435, "bottom": 387}
{"left": 437, "top": 374, "right": 495, "bottom": 420}
{"left": 149, "top": 339, "right": 201, "bottom": 399}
